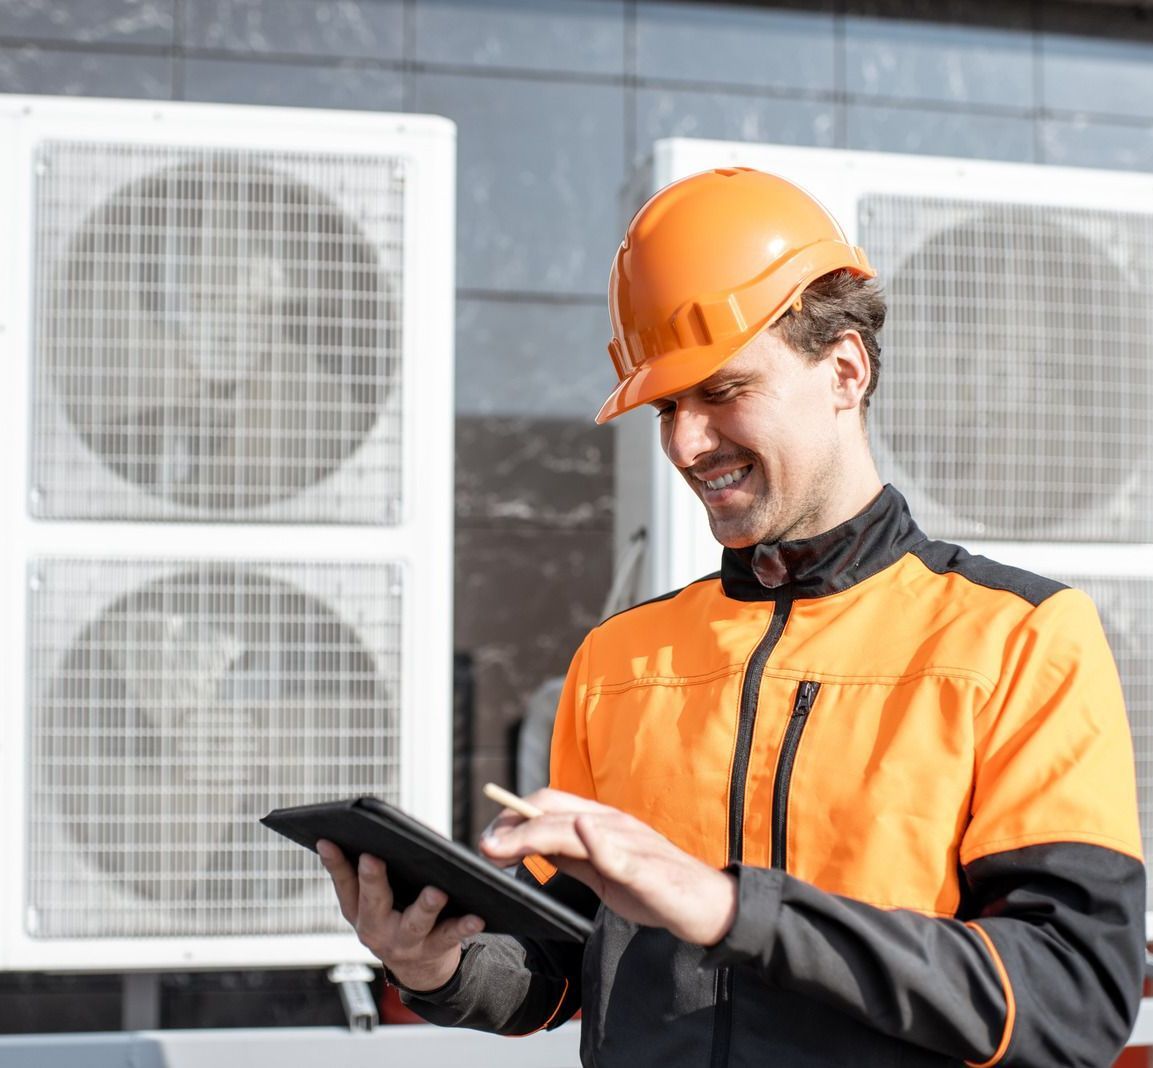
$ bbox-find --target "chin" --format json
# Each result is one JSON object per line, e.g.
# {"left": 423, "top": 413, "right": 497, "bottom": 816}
{"left": 708, "top": 520, "right": 767, "bottom": 550}
{"left": 704, "top": 497, "right": 782, "bottom": 548}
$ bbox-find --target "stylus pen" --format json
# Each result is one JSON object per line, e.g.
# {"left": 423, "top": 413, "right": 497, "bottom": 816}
{"left": 483, "top": 782, "right": 544, "bottom": 820}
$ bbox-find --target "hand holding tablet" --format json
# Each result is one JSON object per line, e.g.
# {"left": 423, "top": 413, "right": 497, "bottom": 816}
{"left": 261, "top": 794, "right": 592, "bottom": 943}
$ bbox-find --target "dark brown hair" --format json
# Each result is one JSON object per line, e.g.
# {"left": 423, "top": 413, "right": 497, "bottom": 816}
{"left": 771, "top": 269, "right": 887, "bottom": 417}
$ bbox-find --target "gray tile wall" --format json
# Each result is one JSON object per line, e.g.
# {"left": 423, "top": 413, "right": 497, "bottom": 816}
{"left": 1, "top": 0, "right": 1148, "bottom": 844}
{"left": 181, "top": 0, "right": 405, "bottom": 60}
{"left": 414, "top": 0, "right": 624, "bottom": 76}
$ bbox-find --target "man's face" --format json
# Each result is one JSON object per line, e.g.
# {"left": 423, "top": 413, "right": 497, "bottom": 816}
{"left": 652, "top": 329, "right": 844, "bottom": 548}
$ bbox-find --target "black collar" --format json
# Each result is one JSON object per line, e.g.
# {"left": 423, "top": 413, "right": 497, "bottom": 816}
{"left": 720, "top": 485, "right": 926, "bottom": 602}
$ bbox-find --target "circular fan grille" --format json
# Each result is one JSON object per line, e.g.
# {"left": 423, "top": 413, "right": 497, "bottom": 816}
{"left": 46, "top": 158, "right": 395, "bottom": 511}
{"left": 45, "top": 566, "right": 393, "bottom": 911}
{"left": 872, "top": 211, "right": 1150, "bottom": 537}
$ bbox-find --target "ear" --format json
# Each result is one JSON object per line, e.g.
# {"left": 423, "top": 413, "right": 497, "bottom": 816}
{"left": 828, "top": 330, "right": 871, "bottom": 414}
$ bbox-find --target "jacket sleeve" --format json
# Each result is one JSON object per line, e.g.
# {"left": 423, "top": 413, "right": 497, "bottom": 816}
{"left": 400, "top": 638, "right": 599, "bottom": 1034}
{"left": 704, "top": 588, "right": 1146, "bottom": 1067}
{"left": 398, "top": 864, "right": 595, "bottom": 1034}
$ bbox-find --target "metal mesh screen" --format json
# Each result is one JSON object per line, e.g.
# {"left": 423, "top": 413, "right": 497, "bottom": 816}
{"left": 1052, "top": 575, "right": 1153, "bottom": 907}
{"left": 26, "top": 559, "right": 403, "bottom": 938}
{"left": 30, "top": 142, "right": 405, "bottom": 523}
{"left": 862, "top": 195, "right": 1153, "bottom": 541}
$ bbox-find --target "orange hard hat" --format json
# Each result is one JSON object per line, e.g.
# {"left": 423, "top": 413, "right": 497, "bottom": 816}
{"left": 597, "top": 166, "right": 876, "bottom": 424}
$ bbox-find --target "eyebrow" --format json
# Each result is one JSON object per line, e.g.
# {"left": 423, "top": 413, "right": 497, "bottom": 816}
{"left": 697, "top": 369, "right": 757, "bottom": 395}
{"left": 648, "top": 370, "right": 756, "bottom": 408}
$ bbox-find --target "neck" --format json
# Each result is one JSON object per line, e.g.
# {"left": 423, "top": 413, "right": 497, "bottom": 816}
{"left": 826, "top": 449, "right": 884, "bottom": 532}
{"left": 721, "top": 484, "right": 926, "bottom": 601}
{"left": 785, "top": 442, "right": 884, "bottom": 544}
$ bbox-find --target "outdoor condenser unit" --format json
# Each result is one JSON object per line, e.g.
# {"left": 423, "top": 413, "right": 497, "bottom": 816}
{"left": 0, "top": 96, "right": 455, "bottom": 970}
{"left": 616, "top": 138, "right": 1153, "bottom": 911}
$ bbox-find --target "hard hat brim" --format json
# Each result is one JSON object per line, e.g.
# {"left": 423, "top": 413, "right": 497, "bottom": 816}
{"left": 594, "top": 329, "right": 758, "bottom": 425}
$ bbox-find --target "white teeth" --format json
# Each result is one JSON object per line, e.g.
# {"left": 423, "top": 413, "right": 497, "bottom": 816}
{"left": 704, "top": 465, "right": 752, "bottom": 491}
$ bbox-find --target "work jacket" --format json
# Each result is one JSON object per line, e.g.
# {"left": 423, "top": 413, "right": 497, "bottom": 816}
{"left": 404, "top": 485, "right": 1145, "bottom": 1067}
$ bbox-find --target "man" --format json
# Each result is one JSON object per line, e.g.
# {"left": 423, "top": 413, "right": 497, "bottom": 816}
{"left": 319, "top": 167, "right": 1145, "bottom": 1066}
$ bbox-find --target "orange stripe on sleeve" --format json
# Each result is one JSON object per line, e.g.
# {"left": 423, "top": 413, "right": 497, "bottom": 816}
{"left": 507, "top": 855, "right": 568, "bottom": 1037}
{"left": 523, "top": 853, "right": 558, "bottom": 885}
{"left": 508, "top": 979, "right": 570, "bottom": 1038}
{"left": 963, "top": 921, "right": 1016, "bottom": 1068}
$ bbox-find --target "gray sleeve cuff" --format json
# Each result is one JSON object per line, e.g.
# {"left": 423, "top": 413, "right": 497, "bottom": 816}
{"left": 700, "top": 864, "right": 786, "bottom": 971}
{"left": 395, "top": 933, "right": 578, "bottom": 1034}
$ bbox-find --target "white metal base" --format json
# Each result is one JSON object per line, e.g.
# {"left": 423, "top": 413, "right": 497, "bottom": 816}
{"left": 1127, "top": 998, "right": 1153, "bottom": 1048}
{"left": 0, "top": 1023, "right": 582, "bottom": 1068}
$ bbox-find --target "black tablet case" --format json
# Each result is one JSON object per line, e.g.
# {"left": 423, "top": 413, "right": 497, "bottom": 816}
{"left": 261, "top": 797, "right": 593, "bottom": 943}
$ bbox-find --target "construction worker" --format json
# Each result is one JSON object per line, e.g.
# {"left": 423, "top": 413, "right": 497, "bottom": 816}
{"left": 319, "top": 168, "right": 1145, "bottom": 1066}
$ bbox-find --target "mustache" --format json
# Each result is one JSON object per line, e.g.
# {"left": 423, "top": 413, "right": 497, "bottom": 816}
{"left": 687, "top": 452, "right": 755, "bottom": 479}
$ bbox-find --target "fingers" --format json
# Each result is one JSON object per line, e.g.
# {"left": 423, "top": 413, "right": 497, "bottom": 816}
{"left": 480, "top": 809, "right": 526, "bottom": 844}
{"left": 574, "top": 812, "right": 633, "bottom": 882}
{"left": 316, "top": 839, "right": 360, "bottom": 924}
{"left": 393, "top": 888, "right": 485, "bottom": 972}
{"left": 480, "top": 811, "right": 593, "bottom": 864}
{"left": 479, "top": 790, "right": 613, "bottom": 858}
{"left": 316, "top": 847, "right": 402, "bottom": 948}
{"left": 441, "top": 913, "right": 486, "bottom": 946}
{"left": 315, "top": 844, "right": 481, "bottom": 989}
{"left": 356, "top": 853, "right": 396, "bottom": 919}
{"left": 522, "top": 788, "right": 612, "bottom": 815}
{"left": 395, "top": 885, "right": 448, "bottom": 947}
{"left": 351, "top": 854, "right": 401, "bottom": 958}
{"left": 390, "top": 884, "right": 482, "bottom": 953}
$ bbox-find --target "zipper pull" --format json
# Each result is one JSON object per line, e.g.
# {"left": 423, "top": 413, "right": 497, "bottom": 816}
{"left": 793, "top": 680, "right": 818, "bottom": 717}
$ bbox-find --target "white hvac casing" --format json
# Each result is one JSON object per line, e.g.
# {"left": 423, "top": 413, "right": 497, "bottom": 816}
{"left": 0, "top": 96, "right": 455, "bottom": 970}
{"left": 617, "top": 138, "right": 1153, "bottom": 903}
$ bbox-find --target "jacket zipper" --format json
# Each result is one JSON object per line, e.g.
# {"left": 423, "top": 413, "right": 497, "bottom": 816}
{"left": 771, "top": 680, "right": 820, "bottom": 870}
{"left": 709, "top": 597, "right": 793, "bottom": 1068}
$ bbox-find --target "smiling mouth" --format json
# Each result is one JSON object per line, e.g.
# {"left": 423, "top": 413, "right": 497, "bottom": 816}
{"left": 699, "top": 464, "right": 753, "bottom": 491}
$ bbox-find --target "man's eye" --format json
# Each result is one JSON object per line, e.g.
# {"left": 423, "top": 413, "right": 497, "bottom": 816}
{"left": 705, "top": 388, "right": 736, "bottom": 403}
{"left": 654, "top": 406, "right": 674, "bottom": 420}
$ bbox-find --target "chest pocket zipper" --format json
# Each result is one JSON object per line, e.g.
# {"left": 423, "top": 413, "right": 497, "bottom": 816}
{"left": 771, "top": 680, "right": 821, "bottom": 871}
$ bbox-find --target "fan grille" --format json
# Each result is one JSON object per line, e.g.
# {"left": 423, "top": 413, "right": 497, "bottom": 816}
{"left": 26, "top": 559, "right": 403, "bottom": 938}
{"left": 862, "top": 195, "right": 1153, "bottom": 541}
{"left": 1052, "top": 576, "right": 1153, "bottom": 907}
{"left": 31, "top": 142, "right": 405, "bottom": 523}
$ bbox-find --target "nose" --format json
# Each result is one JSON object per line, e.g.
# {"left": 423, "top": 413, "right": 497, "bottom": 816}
{"left": 661, "top": 402, "right": 720, "bottom": 470}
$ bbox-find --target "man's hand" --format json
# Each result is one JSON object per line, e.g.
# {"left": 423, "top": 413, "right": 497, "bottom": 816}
{"left": 479, "top": 789, "right": 738, "bottom": 946}
{"left": 317, "top": 839, "right": 485, "bottom": 991}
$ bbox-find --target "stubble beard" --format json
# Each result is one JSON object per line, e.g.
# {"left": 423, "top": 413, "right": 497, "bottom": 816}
{"left": 703, "top": 460, "right": 839, "bottom": 549}
{"left": 706, "top": 496, "right": 778, "bottom": 549}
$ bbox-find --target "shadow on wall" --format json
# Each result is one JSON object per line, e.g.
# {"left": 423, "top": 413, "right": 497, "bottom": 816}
{"left": 454, "top": 415, "right": 614, "bottom": 846}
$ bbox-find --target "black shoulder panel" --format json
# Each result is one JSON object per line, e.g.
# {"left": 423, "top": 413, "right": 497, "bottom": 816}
{"left": 910, "top": 540, "right": 1067, "bottom": 608}
{"left": 600, "top": 571, "right": 722, "bottom": 627}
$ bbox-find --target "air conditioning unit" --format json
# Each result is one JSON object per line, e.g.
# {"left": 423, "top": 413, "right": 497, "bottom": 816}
{"left": 616, "top": 138, "right": 1153, "bottom": 906}
{"left": 0, "top": 96, "right": 455, "bottom": 970}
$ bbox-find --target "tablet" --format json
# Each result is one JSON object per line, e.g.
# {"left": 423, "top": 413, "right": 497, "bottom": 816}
{"left": 261, "top": 796, "right": 594, "bottom": 943}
